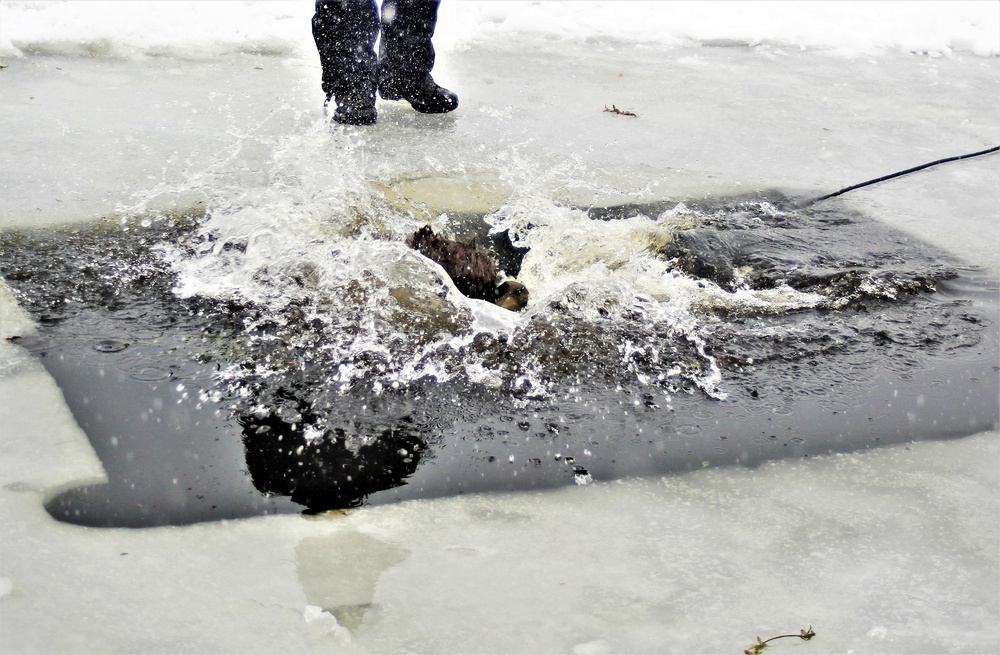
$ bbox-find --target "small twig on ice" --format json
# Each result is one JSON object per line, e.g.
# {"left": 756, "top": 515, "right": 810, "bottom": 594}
{"left": 744, "top": 626, "right": 816, "bottom": 654}
{"left": 603, "top": 104, "right": 637, "bottom": 117}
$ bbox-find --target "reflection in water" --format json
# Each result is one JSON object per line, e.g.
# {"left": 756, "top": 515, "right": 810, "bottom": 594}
{"left": 238, "top": 394, "right": 426, "bottom": 513}
{"left": 296, "top": 532, "right": 409, "bottom": 631}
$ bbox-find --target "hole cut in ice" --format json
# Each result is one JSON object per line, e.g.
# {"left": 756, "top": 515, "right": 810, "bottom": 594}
{"left": 1, "top": 189, "right": 997, "bottom": 526}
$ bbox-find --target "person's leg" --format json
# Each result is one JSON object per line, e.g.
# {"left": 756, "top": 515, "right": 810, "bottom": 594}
{"left": 312, "top": 0, "right": 380, "bottom": 125}
{"left": 378, "top": 0, "right": 458, "bottom": 113}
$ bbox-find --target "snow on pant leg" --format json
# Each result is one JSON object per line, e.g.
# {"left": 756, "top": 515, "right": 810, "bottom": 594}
{"left": 312, "top": 0, "right": 379, "bottom": 98}
{"left": 379, "top": 0, "right": 440, "bottom": 90}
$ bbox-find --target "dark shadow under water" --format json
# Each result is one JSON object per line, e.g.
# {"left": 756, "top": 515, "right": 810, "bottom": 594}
{"left": 1, "top": 192, "right": 997, "bottom": 527}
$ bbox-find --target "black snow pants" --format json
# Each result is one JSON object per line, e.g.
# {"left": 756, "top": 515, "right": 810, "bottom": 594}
{"left": 312, "top": 0, "right": 441, "bottom": 98}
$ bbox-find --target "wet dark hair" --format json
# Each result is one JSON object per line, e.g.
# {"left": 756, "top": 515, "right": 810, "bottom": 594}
{"left": 407, "top": 225, "right": 528, "bottom": 310}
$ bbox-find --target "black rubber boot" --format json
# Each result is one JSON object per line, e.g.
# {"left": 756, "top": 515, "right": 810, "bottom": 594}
{"left": 313, "top": 0, "right": 380, "bottom": 124}
{"left": 379, "top": 74, "right": 458, "bottom": 113}
{"left": 326, "top": 85, "right": 378, "bottom": 125}
{"left": 378, "top": 0, "right": 458, "bottom": 114}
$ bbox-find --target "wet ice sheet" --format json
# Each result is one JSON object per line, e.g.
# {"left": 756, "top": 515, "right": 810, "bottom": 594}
{"left": 2, "top": 37, "right": 999, "bottom": 264}
{"left": 2, "top": 4, "right": 999, "bottom": 654}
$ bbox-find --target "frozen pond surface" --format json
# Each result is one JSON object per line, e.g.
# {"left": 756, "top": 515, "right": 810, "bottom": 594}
{"left": 1, "top": 2, "right": 999, "bottom": 653}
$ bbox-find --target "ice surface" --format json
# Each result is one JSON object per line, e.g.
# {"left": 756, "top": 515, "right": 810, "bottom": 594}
{"left": 2, "top": 1, "right": 998, "bottom": 58}
{"left": 2, "top": 2, "right": 998, "bottom": 653}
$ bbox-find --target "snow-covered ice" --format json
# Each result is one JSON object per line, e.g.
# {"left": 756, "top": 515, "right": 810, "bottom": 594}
{"left": 1, "top": 2, "right": 998, "bottom": 653}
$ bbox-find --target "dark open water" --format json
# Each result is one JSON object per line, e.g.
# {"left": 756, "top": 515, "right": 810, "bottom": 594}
{"left": 2, "top": 191, "right": 996, "bottom": 527}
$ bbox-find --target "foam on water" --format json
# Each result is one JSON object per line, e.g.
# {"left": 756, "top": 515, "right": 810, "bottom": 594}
{"left": 139, "top": 123, "right": 730, "bottom": 406}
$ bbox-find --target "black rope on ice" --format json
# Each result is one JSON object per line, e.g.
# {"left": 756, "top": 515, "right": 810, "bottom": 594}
{"left": 807, "top": 145, "right": 999, "bottom": 206}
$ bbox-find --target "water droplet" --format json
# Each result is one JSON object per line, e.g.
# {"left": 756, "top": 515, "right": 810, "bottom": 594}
{"left": 93, "top": 339, "right": 129, "bottom": 353}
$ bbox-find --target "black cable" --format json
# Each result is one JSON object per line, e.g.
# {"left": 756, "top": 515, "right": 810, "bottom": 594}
{"left": 808, "top": 145, "right": 999, "bottom": 206}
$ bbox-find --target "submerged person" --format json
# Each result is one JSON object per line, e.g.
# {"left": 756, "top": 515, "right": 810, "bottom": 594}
{"left": 312, "top": 0, "right": 459, "bottom": 125}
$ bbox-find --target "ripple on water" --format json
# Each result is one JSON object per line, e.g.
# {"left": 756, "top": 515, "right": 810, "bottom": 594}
{"left": 816, "top": 399, "right": 853, "bottom": 413}
{"left": 92, "top": 338, "right": 129, "bottom": 353}
{"left": 4, "top": 335, "right": 64, "bottom": 354}
{"left": 122, "top": 361, "right": 173, "bottom": 382}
